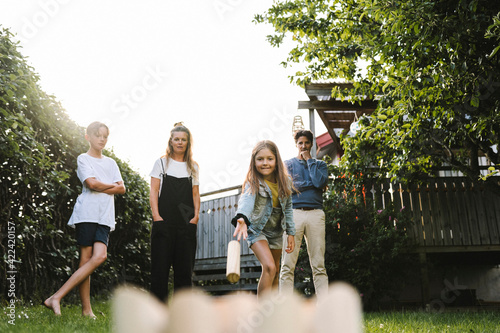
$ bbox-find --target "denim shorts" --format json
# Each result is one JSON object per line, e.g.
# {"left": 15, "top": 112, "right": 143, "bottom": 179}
{"left": 75, "top": 222, "right": 111, "bottom": 246}
{"left": 247, "top": 207, "right": 284, "bottom": 250}
{"left": 247, "top": 231, "right": 283, "bottom": 249}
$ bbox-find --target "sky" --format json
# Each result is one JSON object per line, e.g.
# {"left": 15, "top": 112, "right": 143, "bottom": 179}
{"left": 1, "top": 0, "right": 327, "bottom": 195}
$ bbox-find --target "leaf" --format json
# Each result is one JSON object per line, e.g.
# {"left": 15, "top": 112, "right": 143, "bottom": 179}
{"left": 365, "top": 128, "right": 376, "bottom": 138}
{"left": 488, "top": 45, "right": 500, "bottom": 58}
{"left": 471, "top": 96, "right": 480, "bottom": 108}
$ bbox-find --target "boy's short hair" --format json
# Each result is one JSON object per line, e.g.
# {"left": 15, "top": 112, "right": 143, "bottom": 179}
{"left": 86, "top": 121, "right": 109, "bottom": 136}
{"left": 294, "top": 129, "right": 313, "bottom": 143}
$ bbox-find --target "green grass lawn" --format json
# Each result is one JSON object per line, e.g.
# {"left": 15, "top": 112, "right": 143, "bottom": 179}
{"left": 1, "top": 300, "right": 111, "bottom": 333}
{"left": 364, "top": 311, "right": 500, "bottom": 333}
{"left": 2, "top": 300, "right": 499, "bottom": 332}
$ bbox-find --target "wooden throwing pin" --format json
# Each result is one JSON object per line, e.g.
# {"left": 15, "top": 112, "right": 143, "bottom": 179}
{"left": 226, "top": 240, "right": 241, "bottom": 283}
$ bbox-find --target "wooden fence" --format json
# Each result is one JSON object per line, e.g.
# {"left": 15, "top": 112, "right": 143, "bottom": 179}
{"left": 196, "top": 177, "right": 500, "bottom": 260}
{"left": 366, "top": 177, "right": 500, "bottom": 252}
{"left": 195, "top": 177, "right": 500, "bottom": 299}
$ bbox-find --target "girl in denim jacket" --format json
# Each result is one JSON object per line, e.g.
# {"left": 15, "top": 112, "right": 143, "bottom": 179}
{"left": 232, "top": 140, "right": 295, "bottom": 295}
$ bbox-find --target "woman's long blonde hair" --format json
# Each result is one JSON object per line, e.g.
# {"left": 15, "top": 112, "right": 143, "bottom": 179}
{"left": 243, "top": 140, "right": 292, "bottom": 198}
{"left": 164, "top": 122, "right": 198, "bottom": 181}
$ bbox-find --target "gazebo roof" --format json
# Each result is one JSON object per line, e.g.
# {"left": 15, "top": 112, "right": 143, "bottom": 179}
{"left": 298, "top": 83, "right": 378, "bottom": 151}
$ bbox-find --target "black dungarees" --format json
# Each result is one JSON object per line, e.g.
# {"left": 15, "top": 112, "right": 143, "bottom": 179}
{"left": 150, "top": 160, "right": 197, "bottom": 302}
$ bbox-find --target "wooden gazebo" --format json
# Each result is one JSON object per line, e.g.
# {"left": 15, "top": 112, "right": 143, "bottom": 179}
{"left": 298, "top": 82, "right": 378, "bottom": 156}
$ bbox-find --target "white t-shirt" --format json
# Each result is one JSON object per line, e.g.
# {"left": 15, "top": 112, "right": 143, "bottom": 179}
{"left": 68, "top": 153, "right": 123, "bottom": 231}
{"left": 150, "top": 157, "right": 199, "bottom": 194}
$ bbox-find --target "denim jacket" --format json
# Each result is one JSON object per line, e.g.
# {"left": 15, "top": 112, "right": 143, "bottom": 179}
{"left": 231, "top": 180, "right": 295, "bottom": 236}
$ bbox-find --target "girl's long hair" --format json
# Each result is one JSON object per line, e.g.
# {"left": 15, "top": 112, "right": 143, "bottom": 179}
{"left": 163, "top": 122, "right": 199, "bottom": 181}
{"left": 243, "top": 140, "right": 292, "bottom": 198}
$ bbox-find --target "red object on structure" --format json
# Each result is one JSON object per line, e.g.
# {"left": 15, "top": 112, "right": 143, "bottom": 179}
{"left": 316, "top": 132, "right": 333, "bottom": 150}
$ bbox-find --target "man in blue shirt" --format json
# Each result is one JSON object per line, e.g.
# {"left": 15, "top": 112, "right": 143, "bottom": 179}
{"left": 280, "top": 130, "right": 329, "bottom": 297}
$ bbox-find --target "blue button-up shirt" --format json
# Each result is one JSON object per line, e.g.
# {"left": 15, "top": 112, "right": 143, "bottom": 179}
{"left": 285, "top": 157, "right": 328, "bottom": 209}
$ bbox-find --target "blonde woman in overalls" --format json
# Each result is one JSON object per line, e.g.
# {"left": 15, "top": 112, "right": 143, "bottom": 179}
{"left": 149, "top": 123, "right": 200, "bottom": 302}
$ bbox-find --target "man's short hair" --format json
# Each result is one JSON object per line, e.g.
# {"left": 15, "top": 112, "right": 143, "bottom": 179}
{"left": 294, "top": 129, "right": 313, "bottom": 143}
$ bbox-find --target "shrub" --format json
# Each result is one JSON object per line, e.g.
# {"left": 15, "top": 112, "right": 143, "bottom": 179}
{"left": 0, "top": 27, "right": 151, "bottom": 301}
{"left": 294, "top": 164, "right": 416, "bottom": 309}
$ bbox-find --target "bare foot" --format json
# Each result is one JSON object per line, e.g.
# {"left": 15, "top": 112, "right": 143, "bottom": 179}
{"left": 83, "top": 312, "right": 97, "bottom": 320}
{"left": 42, "top": 297, "right": 62, "bottom": 316}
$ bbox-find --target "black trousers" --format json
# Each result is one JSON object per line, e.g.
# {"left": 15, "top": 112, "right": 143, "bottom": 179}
{"left": 150, "top": 221, "right": 197, "bottom": 302}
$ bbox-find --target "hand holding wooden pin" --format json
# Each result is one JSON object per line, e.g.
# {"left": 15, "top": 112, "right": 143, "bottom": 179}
{"left": 232, "top": 218, "right": 248, "bottom": 241}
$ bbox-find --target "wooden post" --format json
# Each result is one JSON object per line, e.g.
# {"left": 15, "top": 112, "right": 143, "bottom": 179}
{"left": 419, "top": 252, "right": 430, "bottom": 305}
{"left": 309, "top": 108, "right": 317, "bottom": 158}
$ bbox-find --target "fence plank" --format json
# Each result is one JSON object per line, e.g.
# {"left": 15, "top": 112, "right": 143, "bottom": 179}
{"left": 227, "top": 195, "right": 237, "bottom": 255}
{"left": 392, "top": 182, "right": 404, "bottom": 213}
{"left": 199, "top": 201, "right": 207, "bottom": 259}
{"left": 420, "top": 183, "right": 436, "bottom": 246}
{"left": 471, "top": 181, "right": 491, "bottom": 245}
{"left": 463, "top": 179, "right": 482, "bottom": 246}
{"left": 364, "top": 181, "right": 375, "bottom": 205}
{"left": 197, "top": 201, "right": 206, "bottom": 259}
{"left": 382, "top": 181, "right": 392, "bottom": 210}
{"left": 219, "top": 196, "right": 229, "bottom": 257}
{"left": 409, "top": 183, "right": 425, "bottom": 247}
{"left": 457, "top": 179, "right": 472, "bottom": 245}
{"left": 428, "top": 180, "right": 442, "bottom": 245}
{"left": 444, "top": 179, "right": 469, "bottom": 246}
{"left": 436, "top": 179, "right": 453, "bottom": 246}
{"left": 207, "top": 200, "right": 215, "bottom": 259}
{"left": 483, "top": 187, "right": 500, "bottom": 244}
{"left": 372, "top": 183, "right": 383, "bottom": 208}
{"left": 399, "top": 182, "right": 417, "bottom": 242}
{"left": 221, "top": 197, "right": 228, "bottom": 256}
{"left": 214, "top": 198, "right": 221, "bottom": 258}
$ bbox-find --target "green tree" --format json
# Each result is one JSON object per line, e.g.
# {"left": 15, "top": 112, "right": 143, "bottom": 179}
{"left": 256, "top": 0, "right": 500, "bottom": 193}
{"left": 1, "top": 27, "right": 151, "bottom": 301}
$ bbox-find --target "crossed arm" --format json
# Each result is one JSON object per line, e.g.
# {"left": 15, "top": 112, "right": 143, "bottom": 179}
{"left": 84, "top": 178, "right": 126, "bottom": 195}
